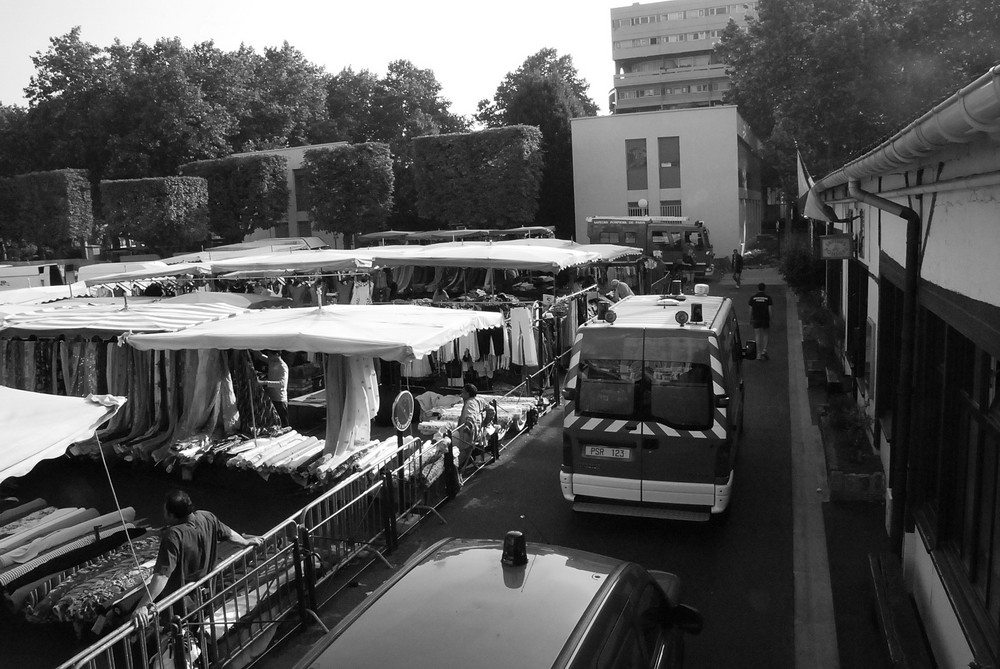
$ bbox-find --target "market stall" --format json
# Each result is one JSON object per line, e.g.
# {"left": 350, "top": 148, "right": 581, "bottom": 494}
{"left": 125, "top": 304, "right": 504, "bottom": 461}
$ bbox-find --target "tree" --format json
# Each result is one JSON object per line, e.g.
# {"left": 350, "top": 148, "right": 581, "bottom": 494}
{"left": 232, "top": 42, "right": 330, "bottom": 150}
{"left": 717, "top": 0, "right": 1000, "bottom": 197}
{"left": 180, "top": 154, "right": 289, "bottom": 244}
{"left": 477, "top": 49, "right": 597, "bottom": 238}
{"left": 100, "top": 177, "right": 209, "bottom": 256}
{"left": 302, "top": 144, "right": 394, "bottom": 245}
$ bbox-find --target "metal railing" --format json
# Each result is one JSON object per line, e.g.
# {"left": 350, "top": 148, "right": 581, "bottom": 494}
{"left": 54, "top": 377, "right": 555, "bottom": 669}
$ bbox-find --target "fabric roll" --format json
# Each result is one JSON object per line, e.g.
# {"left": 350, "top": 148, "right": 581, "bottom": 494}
{"left": 0, "top": 508, "right": 135, "bottom": 568}
{"left": 0, "top": 498, "right": 48, "bottom": 528}
{"left": 0, "top": 507, "right": 98, "bottom": 554}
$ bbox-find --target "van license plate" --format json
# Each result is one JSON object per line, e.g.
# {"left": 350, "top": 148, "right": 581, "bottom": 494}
{"left": 583, "top": 446, "right": 632, "bottom": 461}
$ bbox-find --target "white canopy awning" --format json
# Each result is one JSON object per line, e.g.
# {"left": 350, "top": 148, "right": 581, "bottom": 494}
{"left": 82, "top": 262, "right": 212, "bottom": 286}
{"left": 0, "top": 302, "right": 247, "bottom": 339}
{"left": 1, "top": 388, "right": 126, "bottom": 481}
{"left": 371, "top": 242, "right": 604, "bottom": 271}
{"left": 209, "top": 249, "right": 373, "bottom": 275}
{"left": 126, "top": 304, "right": 504, "bottom": 362}
{"left": 0, "top": 283, "right": 88, "bottom": 305}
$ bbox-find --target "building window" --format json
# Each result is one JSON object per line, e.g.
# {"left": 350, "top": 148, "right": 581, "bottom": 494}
{"left": 625, "top": 139, "right": 648, "bottom": 191}
{"left": 658, "top": 137, "right": 680, "bottom": 189}
{"left": 665, "top": 11, "right": 685, "bottom": 20}
{"left": 660, "top": 200, "right": 682, "bottom": 216}
{"left": 293, "top": 169, "right": 311, "bottom": 213}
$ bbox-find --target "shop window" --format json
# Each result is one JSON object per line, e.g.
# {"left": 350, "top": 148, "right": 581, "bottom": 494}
{"left": 293, "top": 169, "right": 310, "bottom": 212}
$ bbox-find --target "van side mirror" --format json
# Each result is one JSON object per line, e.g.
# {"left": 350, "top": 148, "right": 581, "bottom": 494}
{"left": 744, "top": 340, "right": 758, "bottom": 360}
{"left": 667, "top": 604, "right": 704, "bottom": 635}
{"left": 715, "top": 394, "right": 730, "bottom": 408}
{"left": 562, "top": 387, "right": 576, "bottom": 401}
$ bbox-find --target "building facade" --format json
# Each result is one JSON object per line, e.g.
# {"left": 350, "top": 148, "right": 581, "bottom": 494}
{"left": 814, "top": 65, "right": 1000, "bottom": 668}
{"left": 610, "top": 0, "right": 757, "bottom": 114}
{"left": 231, "top": 142, "right": 347, "bottom": 248}
{"left": 571, "top": 105, "right": 762, "bottom": 256}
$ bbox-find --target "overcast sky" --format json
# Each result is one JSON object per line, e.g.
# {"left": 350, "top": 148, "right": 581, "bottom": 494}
{"left": 0, "top": 0, "right": 624, "bottom": 118}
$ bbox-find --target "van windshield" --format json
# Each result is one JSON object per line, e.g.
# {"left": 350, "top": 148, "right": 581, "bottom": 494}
{"left": 644, "top": 335, "right": 713, "bottom": 428}
{"left": 578, "top": 331, "right": 643, "bottom": 418}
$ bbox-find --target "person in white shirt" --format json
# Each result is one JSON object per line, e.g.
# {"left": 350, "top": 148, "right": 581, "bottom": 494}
{"left": 253, "top": 350, "right": 289, "bottom": 426}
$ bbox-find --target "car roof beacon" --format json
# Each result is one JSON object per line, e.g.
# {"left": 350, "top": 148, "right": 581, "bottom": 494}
{"left": 501, "top": 530, "right": 528, "bottom": 566}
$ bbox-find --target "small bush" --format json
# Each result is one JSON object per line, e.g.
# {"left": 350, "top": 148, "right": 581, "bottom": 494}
{"left": 779, "top": 247, "right": 824, "bottom": 293}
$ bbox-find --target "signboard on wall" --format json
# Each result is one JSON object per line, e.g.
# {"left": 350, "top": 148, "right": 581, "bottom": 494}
{"left": 819, "top": 234, "right": 853, "bottom": 260}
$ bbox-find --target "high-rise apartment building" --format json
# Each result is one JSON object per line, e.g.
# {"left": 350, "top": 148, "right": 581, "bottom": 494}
{"left": 610, "top": 0, "right": 757, "bottom": 114}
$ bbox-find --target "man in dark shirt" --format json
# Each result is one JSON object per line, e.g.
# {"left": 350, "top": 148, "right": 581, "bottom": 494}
{"left": 132, "top": 490, "right": 262, "bottom": 627}
{"left": 748, "top": 283, "right": 774, "bottom": 360}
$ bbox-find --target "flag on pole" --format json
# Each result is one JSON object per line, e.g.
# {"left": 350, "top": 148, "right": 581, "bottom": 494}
{"left": 796, "top": 149, "right": 834, "bottom": 222}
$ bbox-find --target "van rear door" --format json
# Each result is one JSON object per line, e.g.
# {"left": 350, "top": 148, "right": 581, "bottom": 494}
{"left": 570, "top": 329, "right": 644, "bottom": 501}
{"left": 640, "top": 332, "right": 720, "bottom": 507}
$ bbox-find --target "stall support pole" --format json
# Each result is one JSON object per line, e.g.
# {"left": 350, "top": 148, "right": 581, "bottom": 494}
{"left": 381, "top": 468, "right": 399, "bottom": 553}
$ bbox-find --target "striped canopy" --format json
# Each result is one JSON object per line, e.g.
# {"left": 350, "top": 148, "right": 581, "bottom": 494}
{"left": 0, "top": 302, "right": 247, "bottom": 339}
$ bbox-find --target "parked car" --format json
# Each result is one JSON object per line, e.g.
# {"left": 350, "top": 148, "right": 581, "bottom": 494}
{"left": 293, "top": 532, "right": 703, "bottom": 669}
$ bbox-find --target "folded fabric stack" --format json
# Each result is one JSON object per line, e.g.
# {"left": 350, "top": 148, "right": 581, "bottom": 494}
{"left": 400, "top": 438, "right": 453, "bottom": 486}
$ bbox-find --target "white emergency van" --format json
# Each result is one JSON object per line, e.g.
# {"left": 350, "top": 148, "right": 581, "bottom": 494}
{"left": 560, "top": 289, "right": 756, "bottom": 521}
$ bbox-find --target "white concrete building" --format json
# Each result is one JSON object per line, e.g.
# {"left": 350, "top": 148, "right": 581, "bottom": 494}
{"left": 571, "top": 105, "right": 763, "bottom": 257}
{"left": 814, "top": 64, "right": 1000, "bottom": 668}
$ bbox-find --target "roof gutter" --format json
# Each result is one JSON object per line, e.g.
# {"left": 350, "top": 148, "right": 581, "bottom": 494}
{"left": 816, "top": 64, "right": 1000, "bottom": 192}
{"left": 847, "top": 181, "right": 920, "bottom": 557}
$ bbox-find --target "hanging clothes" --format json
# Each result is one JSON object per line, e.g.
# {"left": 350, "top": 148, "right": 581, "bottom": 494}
{"left": 509, "top": 306, "right": 539, "bottom": 366}
{"left": 350, "top": 277, "right": 374, "bottom": 305}
{"left": 324, "top": 354, "right": 379, "bottom": 458}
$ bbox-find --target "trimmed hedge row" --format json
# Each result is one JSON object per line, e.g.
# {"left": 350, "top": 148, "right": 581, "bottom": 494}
{"left": 0, "top": 169, "right": 93, "bottom": 258}
{"left": 412, "top": 125, "right": 543, "bottom": 228}
{"left": 302, "top": 143, "right": 394, "bottom": 242}
{"left": 100, "top": 177, "right": 209, "bottom": 256}
{"left": 180, "top": 154, "right": 290, "bottom": 244}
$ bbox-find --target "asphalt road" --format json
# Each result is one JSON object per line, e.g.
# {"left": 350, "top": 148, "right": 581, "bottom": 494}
{"left": 258, "top": 269, "right": 802, "bottom": 669}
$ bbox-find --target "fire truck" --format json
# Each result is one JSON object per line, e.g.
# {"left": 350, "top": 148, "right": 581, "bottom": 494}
{"left": 586, "top": 216, "right": 715, "bottom": 288}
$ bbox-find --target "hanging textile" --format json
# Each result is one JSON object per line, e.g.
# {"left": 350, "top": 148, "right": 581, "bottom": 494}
{"left": 350, "top": 277, "right": 373, "bottom": 305}
{"left": 228, "top": 350, "right": 280, "bottom": 434}
{"left": 509, "top": 306, "right": 539, "bottom": 366}
{"left": 324, "top": 354, "right": 379, "bottom": 458}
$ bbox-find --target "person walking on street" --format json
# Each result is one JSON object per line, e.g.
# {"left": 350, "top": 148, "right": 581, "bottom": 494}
{"left": 749, "top": 283, "right": 773, "bottom": 360}
{"left": 731, "top": 249, "right": 743, "bottom": 288}
{"left": 132, "top": 490, "right": 263, "bottom": 627}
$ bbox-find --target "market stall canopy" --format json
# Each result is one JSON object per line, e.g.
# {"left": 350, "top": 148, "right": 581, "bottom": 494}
{"left": 0, "top": 388, "right": 125, "bottom": 481}
{"left": 0, "top": 283, "right": 88, "bottom": 305}
{"left": 210, "top": 249, "right": 373, "bottom": 276}
{"left": 125, "top": 304, "right": 504, "bottom": 362}
{"left": 81, "top": 262, "right": 212, "bottom": 286}
{"left": 165, "top": 237, "right": 331, "bottom": 265}
{"left": 0, "top": 302, "right": 247, "bottom": 339}
{"left": 493, "top": 226, "right": 555, "bottom": 239}
{"left": 158, "top": 292, "right": 292, "bottom": 309}
{"left": 357, "top": 230, "right": 413, "bottom": 245}
{"left": 370, "top": 242, "right": 605, "bottom": 271}
{"left": 493, "top": 238, "right": 643, "bottom": 261}
{"left": 405, "top": 229, "right": 492, "bottom": 242}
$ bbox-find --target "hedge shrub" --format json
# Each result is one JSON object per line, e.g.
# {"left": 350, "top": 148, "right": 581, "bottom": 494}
{"left": 0, "top": 169, "right": 93, "bottom": 258}
{"left": 412, "top": 125, "right": 543, "bottom": 228}
{"left": 100, "top": 177, "right": 209, "bottom": 256}
{"left": 179, "top": 155, "right": 289, "bottom": 244}
{"left": 302, "top": 143, "right": 394, "bottom": 243}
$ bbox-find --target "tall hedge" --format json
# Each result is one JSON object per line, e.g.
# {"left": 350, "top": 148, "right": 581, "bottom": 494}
{"left": 302, "top": 143, "right": 394, "bottom": 244}
{"left": 100, "top": 177, "right": 209, "bottom": 256}
{"left": 179, "top": 154, "right": 289, "bottom": 244}
{"left": 0, "top": 169, "right": 93, "bottom": 258}
{"left": 412, "top": 125, "right": 543, "bottom": 228}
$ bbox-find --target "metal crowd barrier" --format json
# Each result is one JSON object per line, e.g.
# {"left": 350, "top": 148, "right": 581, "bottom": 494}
{"left": 54, "top": 376, "right": 556, "bottom": 669}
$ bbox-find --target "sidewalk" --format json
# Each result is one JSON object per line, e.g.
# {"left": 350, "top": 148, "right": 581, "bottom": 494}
{"left": 742, "top": 266, "right": 891, "bottom": 669}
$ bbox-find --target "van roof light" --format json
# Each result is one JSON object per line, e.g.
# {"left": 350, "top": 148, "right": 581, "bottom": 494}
{"left": 501, "top": 530, "right": 528, "bottom": 566}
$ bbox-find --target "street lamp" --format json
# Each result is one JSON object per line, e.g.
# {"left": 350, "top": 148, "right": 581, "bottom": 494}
{"left": 638, "top": 198, "right": 648, "bottom": 216}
